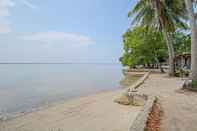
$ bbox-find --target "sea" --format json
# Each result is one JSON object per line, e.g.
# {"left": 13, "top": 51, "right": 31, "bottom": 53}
{"left": 0, "top": 63, "right": 124, "bottom": 118}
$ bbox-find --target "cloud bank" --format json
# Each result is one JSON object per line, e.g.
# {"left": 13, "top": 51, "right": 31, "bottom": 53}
{"left": 0, "top": 1, "right": 94, "bottom": 47}
{"left": 0, "top": 0, "right": 102, "bottom": 63}
{"left": 0, "top": 0, "right": 37, "bottom": 34}
{"left": 19, "top": 0, "right": 37, "bottom": 10}
{"left": 0, "top": 0, "right": 14, "bottom": 33}
{"left": 21, "top": 32, "right": 94, "bottom": 46}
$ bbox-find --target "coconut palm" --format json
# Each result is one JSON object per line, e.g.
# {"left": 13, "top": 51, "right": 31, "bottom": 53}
{"left": 129, "top": 0, "right": 187, "bottom": 76}
{"left": 184, "top": 0, "right": 197, "bottom": 80}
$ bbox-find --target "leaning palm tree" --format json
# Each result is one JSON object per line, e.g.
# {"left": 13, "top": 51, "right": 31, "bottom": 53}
{"left": 184, "top": 0, "right": 197, "bottom": 81}
{"left": 129, "top": 0, "right": 187, "bottom": 76}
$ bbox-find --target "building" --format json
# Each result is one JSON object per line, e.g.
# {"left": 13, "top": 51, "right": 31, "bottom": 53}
{"left": 175, "top": 53, "right": 191, "bottom": 70}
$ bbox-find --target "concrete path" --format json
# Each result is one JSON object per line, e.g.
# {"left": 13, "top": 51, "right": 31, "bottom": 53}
{"left": 138, "top": 73, "right": 197, "bottom": 131}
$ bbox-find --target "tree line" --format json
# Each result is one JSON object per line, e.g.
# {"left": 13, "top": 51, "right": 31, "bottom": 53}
{"left": 120, "top": 0, "right": 197, "bottom": 82}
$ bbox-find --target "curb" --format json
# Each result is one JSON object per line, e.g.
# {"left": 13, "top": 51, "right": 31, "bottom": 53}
{"left": 127, "top": 71, "right": 154, "bottom": 131}
{"left": 128, "top": 71, "right": 151, "bottom": 92}
{"left": 130, "top": 96, "right": 155, "bottom": 131}
{"left": 123, "top": 69, "right": 160, "bottom": 73}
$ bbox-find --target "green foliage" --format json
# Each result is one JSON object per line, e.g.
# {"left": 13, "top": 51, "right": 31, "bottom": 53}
{"left": 120, "top": 27, "right": 168, "bottom": 68}
{"left": 128, "top": 0, "right": 187, "bottom": 32}
{"left": 120, "top": 27, "right": 191, "bottom": 68}
{"left": 175, "top": 68, "right": 190, "bottom": 77}
{"left": 172, "top": 32, "right": 191, "bottom": 54}
{"left": 192, "top": 80, "right": 197, "bottom": 88}
{"left": 121, "top": 0, "right": 190, "bottom": 69}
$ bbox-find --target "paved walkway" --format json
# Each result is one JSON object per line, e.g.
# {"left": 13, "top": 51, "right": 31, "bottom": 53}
{"left": 138, "top": 73, "right": 197, "bottom": 131}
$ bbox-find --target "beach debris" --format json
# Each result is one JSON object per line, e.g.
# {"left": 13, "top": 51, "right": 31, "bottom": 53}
{"left": 0, "top": 114, "right": 7, "bottom": 121}
{"left": 0, "top": 109, "right": 8, "bottom": 121}
{"left": 145, "top": 99, "right": 161, "bottom": 131}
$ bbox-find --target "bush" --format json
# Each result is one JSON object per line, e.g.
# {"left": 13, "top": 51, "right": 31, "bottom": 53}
{"left": 192, "top": 80, "right": 197, "bottom": 88}
{"left": 175, "top": 68, "right": 190, "bottom": 77}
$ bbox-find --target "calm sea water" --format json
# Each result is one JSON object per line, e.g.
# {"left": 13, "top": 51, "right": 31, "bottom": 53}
{"left": 0, "top": 64, "right": 123, "bottom": 116}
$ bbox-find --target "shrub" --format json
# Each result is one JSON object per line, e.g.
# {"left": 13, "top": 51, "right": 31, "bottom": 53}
{"left": 175, "top": 68, "right": 190, "bottom": 77}
{"left": 192, "top": 80, "right": 197, "bottom": 88}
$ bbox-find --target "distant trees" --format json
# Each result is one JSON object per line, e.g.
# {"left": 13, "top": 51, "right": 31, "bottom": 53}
{"left": 127, "top": 0, "right": 187, "bottom": 76}
{"left": 172, "top": 32, "right": 191, "bottom": 54}
{"left": 120, "top": 27, "right": 191, "bottom": 71}
{"left": 120, "top": 27, "right": 167, "bottom": 70}
{"left": 121, "top": 0, "right": 197, "bottom": 81}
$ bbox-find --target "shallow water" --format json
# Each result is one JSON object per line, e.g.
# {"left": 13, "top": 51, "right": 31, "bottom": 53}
{"left": 0, "top": 64, "right": 125, "bottom": 116}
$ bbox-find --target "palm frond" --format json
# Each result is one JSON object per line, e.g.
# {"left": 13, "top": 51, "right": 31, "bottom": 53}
{"left": 129, "top": 0, "right": 187, "bottom": 33}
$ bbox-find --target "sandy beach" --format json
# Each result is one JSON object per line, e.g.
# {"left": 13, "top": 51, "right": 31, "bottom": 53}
{"left": 1, "top": 89, "right": 142, "bottom": 131}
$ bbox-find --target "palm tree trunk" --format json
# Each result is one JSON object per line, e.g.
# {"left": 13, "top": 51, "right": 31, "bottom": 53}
{"left": 162, "top": 30, "right": 175, "bottom": 76}
{"left": 185, "top": 0, "right": 197, "bottom": 80}
{"left": 154, "top": 0, "right": 175, "bottom": 76}
{"left": 155, "top": 57, "right": 165, "bottom": 73}
{"left": 159, "top": 14, "right": 175, "bottom": 76}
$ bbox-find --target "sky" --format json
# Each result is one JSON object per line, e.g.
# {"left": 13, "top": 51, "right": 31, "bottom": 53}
{"left": 0, "top": 0, "right": 137, "bottom": 63}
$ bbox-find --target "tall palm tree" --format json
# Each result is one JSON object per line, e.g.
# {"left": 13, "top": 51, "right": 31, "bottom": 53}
{"left": 184, "top": 0, "right": 197, "bottom": 81}
{"left": 129, "top": 0, "right": 187, "bottom": 76}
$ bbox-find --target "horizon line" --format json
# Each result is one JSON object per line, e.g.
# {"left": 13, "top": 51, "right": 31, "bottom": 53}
{"left": 0, "top": 62, "right": 120, "bottom": 65}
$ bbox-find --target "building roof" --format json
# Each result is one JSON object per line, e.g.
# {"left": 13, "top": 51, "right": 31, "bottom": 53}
{"left": 175, "top": 52, "right": 191, "bottom": 59}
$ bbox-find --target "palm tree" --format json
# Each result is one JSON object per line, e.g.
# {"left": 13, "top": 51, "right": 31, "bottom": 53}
{"left": 129, "top": 0, "right": 187, "bottom": 76}
{"left": 184, "top": 0, "right": 197, "bottom": 81}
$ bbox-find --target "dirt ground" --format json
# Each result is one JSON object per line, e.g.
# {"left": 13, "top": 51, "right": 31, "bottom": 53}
{"left": 138, "top": 73, "right": 197, "bottom": 131}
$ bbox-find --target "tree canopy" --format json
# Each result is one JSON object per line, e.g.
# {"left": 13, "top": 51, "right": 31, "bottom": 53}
{"left": 120, "top": 27, "right": 191, "bottom": 69}
{"left": 127, "top": 0, "right": 187, "bottom": 76}
{"left": 120, "top": 27, "right": 167, "bottom": 68}
{"left": 172, "top": 32, "right": 191, "bottom": 54}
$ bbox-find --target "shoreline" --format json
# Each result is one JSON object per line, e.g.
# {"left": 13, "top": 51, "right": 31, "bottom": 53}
{"left": 2, "top": 71, "right": 143, "bottom": 122}
{"left": 2, "top": 88, "right": 122, "bottom": 121}
{"left": 1, "top": 71, "right": 147, "bottom": 131}
{"left": 1, "top": 88, "right": 142, "bottom": 131}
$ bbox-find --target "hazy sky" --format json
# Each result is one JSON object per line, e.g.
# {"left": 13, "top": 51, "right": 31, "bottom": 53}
{"left": 0, "top": 0, "right": 137, "bottom": 63}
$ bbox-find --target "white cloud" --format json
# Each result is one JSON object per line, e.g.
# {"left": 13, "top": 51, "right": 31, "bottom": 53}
{"left": 21, "top": 32, "right": 94, "bottom": 46}
{"left": 0, "top": 19, "right": 11, "bottom": 33}
{"left": 0, "top": 0, "right": 37, "bottom": 34}
{"left": 0, "top": 0, "right": 14, "bottom": 17}
{"left": 19, "top": 0, "right": 37, "bottom": 10}
{"left": 0, "top": 0, "right": 14, "bottom": 34}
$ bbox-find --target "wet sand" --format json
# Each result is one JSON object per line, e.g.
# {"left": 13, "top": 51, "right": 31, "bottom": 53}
{"left": 1, "top": 90, "right": 142, "bottom": 131}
